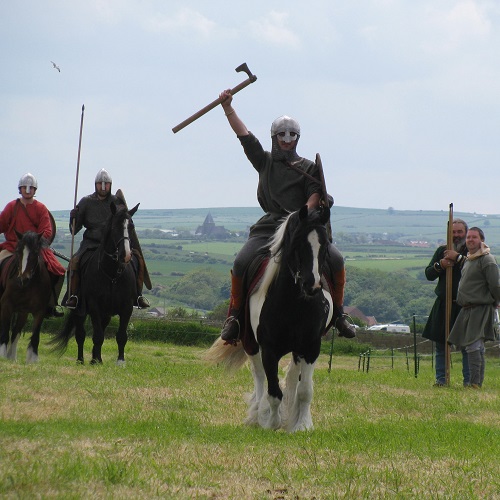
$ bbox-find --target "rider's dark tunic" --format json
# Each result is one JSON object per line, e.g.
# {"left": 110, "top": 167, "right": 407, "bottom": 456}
{"left": 233, "top": 133, "right": 343, "bottom": 277}
{"left": 71, "top": 192, "right": 123, "bottom": 256}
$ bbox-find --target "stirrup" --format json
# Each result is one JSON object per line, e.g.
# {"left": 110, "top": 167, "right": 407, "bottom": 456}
{"left": 65, "top": 295, "right": 79, "bottom": 310}
{"left": 135, "top": 295, "right": 150, "bottom": 309}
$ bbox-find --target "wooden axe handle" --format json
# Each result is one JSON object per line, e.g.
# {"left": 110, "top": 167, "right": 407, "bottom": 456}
{"left": 172, "top": 75, "right": 257, "bottom": 134}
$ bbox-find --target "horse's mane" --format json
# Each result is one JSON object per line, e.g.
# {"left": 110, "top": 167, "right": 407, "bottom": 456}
{"left": 261, "top": 208, "right": 329, "bottom": 292}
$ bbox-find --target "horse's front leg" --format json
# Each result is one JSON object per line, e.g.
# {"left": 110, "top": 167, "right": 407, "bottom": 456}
{"left": 0, "top": 310, "right": 10, "bottom": 359}
{"left": 259, "top": 347, "right": 283, "bottom": 430}
{"left": 26, "top": 312, "right": 42, "bottom": 364}
{"left": 284, "top": 359, "right": 315, "bottom": 432}
{"left": 90, "top": 313, "right": 104, "bottom": 365}
{"left": 115, "top": 312, "right": 131, "bottom": 366}
{"left": 74, "top": 315, "right": 86, "bottom": 364}
{"left": 245, "top": 352, "right": 267, "bottom": 426}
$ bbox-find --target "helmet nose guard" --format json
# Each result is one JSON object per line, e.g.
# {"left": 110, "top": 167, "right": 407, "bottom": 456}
{"left": 18, "top": 173, "right": 38, "bottom": 194}
{"left": 271, "top": 115, "right": 300, "bottom": 143}
{"left": 95, "top": 168, "right": 112, "bottom": 191}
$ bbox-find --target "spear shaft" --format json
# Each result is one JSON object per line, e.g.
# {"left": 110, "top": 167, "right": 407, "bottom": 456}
{"left": 68, "top": 105, "right": 85, "bottom": 297}
{"left": 445, "top": 203, "right": 453, "bottom": 385}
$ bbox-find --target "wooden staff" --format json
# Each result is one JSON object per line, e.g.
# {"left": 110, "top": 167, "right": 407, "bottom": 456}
{"left": 445, "top": 202, "right": 453, "bottom": 385}
{"left": 68, "top": 104, "right": 85, "bottom": 297}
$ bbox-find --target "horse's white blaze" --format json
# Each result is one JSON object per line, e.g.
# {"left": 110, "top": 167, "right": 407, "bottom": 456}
{"left": 307, "top": 229, "right": 322, "bottom": 289}
{"left": 21, "top": 246, "right": 29, "bottom": 275}
{"left": 123, "top": 219, "right": 132, "bottom": 262}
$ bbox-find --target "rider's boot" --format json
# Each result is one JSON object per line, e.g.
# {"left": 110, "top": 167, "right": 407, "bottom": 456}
{"left": 220, "top": 272, "right": 244, "bottom": 342}
{"left": 331, "top": 268, "right": 356, "bottom": 338}
{"left": 46, "top": 274, "right": 65, "bottom": 317}
{"left": 134, "top": 250, "right": 150, "bottom": 309}
{"left": 333, "top": 304, "right": 356, "bottom": 338}
{"left": 64, "top": 265, "right": 80, "bottom": 310}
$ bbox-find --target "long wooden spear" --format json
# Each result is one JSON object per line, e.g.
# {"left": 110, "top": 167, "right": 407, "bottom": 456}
{"left": 445, "top": 202, "right": 453, "bottom": 385}
{"left": 68, "top": 104, "right": 85, "bottom": 298}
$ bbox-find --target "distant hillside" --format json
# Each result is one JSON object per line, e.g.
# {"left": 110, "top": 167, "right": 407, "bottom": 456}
{"left": 52, "top": 206, "right": 500, "bottom": 249}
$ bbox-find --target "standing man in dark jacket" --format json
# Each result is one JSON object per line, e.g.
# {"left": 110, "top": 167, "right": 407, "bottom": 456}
{"left": 217, "top": 89, "right": 355, "bottom": 342}
{"left": 422, "top": 218, "right": 469, "bottom": 386}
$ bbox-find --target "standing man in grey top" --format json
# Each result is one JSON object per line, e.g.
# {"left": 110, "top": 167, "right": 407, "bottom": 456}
{"left": 448, "top": 227, "right": 500, "bottom": 388}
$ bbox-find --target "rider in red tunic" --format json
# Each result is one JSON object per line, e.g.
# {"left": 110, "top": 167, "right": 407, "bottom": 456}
{"left": 0, "top": 173, "right": 66, "bottom": 316}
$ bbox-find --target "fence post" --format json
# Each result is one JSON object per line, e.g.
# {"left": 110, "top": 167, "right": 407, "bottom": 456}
{"left": 413, "top": 313, "right": 418, "bottom": 378}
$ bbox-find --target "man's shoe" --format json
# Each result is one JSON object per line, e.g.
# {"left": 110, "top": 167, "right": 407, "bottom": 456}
{"left": 336, "top": 315, "right": 356, "bottom": 338}
{"left": 136, "top": 296, "right": 150, "bottom": 309}
{"left": 221, "top": 315, "right": 240, "bottom": 342}
{"left": 65, "top": 295, "right": 78, "bottom": 310}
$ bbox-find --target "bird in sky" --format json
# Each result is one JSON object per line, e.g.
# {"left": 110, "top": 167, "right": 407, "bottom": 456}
{"left": 50, "top": 61, "right": 60, "bottom": 72}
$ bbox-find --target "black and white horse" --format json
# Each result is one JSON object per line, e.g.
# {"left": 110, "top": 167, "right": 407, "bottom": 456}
{"left": 0, "top": 231, "right": 52, "bottom": 363}
{"left": 50, "top": 202, "right": 138, "bottom": 365}
{"left": 206, "top": 206, "right": 333, "bottom": 432}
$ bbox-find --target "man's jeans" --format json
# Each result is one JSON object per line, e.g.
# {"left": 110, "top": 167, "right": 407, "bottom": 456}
{"left": 435, "top": 342, "right": 470, "bottom": 386}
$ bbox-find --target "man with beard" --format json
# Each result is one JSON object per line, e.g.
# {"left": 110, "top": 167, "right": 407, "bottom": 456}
{"left": 448, "top": 227, "right": 500, "bottom": 388}
{"left": 423, "top": 219, "right": 470, "bottom": 386}
{"left": 217, "top": 89, "right": 355, "bottom": 343}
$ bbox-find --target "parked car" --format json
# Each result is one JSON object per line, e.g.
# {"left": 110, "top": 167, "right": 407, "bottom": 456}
{"left": 367, "top": 323, "right": 411, "bottom": 334}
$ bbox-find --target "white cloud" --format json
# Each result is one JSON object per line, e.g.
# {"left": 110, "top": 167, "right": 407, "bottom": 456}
{"left": 145, "top": 8, "right": 216, "bottom": 37}
{"left": 424, "top": 1, "right": 491, "bottom": 52}
{"left": 249, "top": 11, "right": 301, "bottom": 48}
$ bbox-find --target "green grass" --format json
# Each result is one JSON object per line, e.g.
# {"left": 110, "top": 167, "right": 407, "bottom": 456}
{"left": 1, "top": 335, "right": 499, "bottom": 498}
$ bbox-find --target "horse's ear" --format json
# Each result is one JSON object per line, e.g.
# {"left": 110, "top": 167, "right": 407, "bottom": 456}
{"left": 299, "top": 205, "right": 309, "bottom": 220}
{"left": 128, "top": 203, "right": 140, "bottom": 218}
{"left": 15, "top": 230, "right": 23, "bottom": 240}
{"left": 110, "top": 202, "right": 117, "bottom": 215}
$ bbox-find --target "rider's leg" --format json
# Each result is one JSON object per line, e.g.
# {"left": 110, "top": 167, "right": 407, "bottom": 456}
{"left": 220, "top": 235, "right": 267, "bottom": 342}
{"left": 46, "top": 273, "right": 65, "bottom": 317}
{"left": 327, "top": 245, "right": 356, "bottom": 339}
{"left": 133, "top": 249, "right": 149, "bottom": 309}
{"left": 64, "top": 256, "right": 80, "bottom": 309}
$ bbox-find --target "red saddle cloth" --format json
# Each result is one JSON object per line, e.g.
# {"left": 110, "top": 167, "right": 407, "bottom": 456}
{"left": 238, "top": 257, "right": 335, "bottom": 356}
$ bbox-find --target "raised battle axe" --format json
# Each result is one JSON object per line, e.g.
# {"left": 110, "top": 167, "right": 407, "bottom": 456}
{"left": 172, "top": 63, "right": 257, "bottom": 133}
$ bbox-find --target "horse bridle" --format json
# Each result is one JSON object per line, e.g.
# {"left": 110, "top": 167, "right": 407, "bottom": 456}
{"left": 98, "top": 219, "right": 132, "bottom": 281}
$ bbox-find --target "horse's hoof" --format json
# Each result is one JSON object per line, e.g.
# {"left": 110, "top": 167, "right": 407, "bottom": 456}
{"left": 76, "top": 359, "right": 84, "bottom": 365}
{"left": 90, "top": 359, "right": 103, "bottom": 365}
{"left": 116, "top": 359, "right": 126, "bottom": 366}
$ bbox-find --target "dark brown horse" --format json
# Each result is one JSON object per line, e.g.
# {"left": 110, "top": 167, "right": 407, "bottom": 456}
{"left": 0, "top": 231, "right": 52, "bottom": 363}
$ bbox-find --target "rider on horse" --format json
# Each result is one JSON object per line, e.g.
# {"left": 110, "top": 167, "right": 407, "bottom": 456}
{"left": 0, "top": 173, "right": 65, "bottom": 317}
{"left": 218, "top": 90, "right": 356, "bottom": 342}
{"left": 64, "top": 169, "right": 150, "bottom": 310}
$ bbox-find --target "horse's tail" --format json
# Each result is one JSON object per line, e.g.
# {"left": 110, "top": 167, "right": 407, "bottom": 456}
{"left": 203, "top": 337, "right": 247, "bottom": 373}
{"left": 47, "top": 312, "right": 76, "bottom": 354}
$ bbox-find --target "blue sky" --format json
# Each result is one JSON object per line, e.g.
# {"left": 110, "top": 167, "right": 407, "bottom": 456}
{"left": 1, "top": 1, "right": 499, "bottom": 213}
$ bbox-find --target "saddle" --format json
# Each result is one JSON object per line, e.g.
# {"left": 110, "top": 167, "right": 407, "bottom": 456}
{"left": 238, "top": 255, "right": 335, "bottom": 356}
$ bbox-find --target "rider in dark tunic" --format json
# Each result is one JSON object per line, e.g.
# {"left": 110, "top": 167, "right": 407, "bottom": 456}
{"left": 64, "top": 169, "right": 150, "bottom": 310}
{"left": 218, "top": 89, "right": 355, "bottom": 342}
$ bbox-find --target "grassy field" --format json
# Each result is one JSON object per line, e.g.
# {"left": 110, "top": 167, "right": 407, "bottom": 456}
{"left": 2, "top": 335, "right": 499, "bottom": 499}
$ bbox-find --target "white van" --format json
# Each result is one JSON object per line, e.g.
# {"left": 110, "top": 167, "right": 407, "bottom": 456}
{"left": 368, "top": 323, "right": 411, "bottom": 334}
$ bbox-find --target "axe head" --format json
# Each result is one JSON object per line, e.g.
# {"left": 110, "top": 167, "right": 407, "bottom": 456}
{"left": 235, "top": 63, "right": 254, "bottom": 79}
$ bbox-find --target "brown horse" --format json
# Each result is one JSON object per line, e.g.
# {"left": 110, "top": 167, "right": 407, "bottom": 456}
{"left": 0, "top": 231, "right": 53, "bottom": 363}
